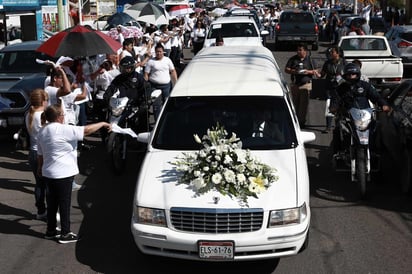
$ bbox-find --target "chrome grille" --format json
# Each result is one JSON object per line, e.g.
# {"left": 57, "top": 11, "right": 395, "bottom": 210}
{"left": 170, "top": 207, "right": 264, "bottom": 233}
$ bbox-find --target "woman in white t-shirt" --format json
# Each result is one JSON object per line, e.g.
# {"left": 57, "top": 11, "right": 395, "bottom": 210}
{"left": 25, "top": 89, "right": 49, "bottom": 220}
{"left": 191, "top": 20, "right": 206, "bottom": 55}
{"left": 37, "top": 104, "right": 111, "bottom": 243}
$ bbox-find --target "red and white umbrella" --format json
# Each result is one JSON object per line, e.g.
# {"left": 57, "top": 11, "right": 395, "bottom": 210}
{"left": 36, "top": 25, "right": 121, "bottom": 57}
{"left": 168, "top": 5, "right": 194, "bottom": 17}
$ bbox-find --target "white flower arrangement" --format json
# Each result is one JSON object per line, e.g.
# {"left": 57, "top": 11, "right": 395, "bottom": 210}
{"left": 171, "top": 124, "right": 279, "bottom": 206}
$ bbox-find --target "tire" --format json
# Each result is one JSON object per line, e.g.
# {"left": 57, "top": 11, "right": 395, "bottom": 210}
{"left": 400, "top": 148, "right": 412, "bottom": 194}
{"left": 108, "top": 133, "right": 127, "bottom": 174}
{"left": 356, "top": 147, "right": 368, "bottom": 199}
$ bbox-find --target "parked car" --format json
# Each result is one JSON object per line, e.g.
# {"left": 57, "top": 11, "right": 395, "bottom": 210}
{"left": 223, "top": 7, "right": 268, "bottom": 45}
{"left": 204, "top": 16, "right": 267, "bottom": 48}
{"left": 0, "top": 41, "right": 53, "bottom": 132}
{"left": 131, "top": 45, "right": 316, "bottom": 261}
{"left": 274, "top": 10, "right": 319, "bottom": 50}
{"left": 338, "top": 35, "right": 403, "bottom": 89}
{"left": 224, "top": 7, "right": 264, "bottom": 32}
{"left": 385, "top": 25, "right": 412, "bottom": 69}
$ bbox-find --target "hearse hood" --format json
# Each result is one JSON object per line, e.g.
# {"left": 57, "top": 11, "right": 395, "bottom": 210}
{"left": 135, "top": 149, "right": 306, "bottom": 210}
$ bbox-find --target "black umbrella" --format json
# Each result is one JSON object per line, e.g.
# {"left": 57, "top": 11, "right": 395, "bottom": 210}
{"left": 107, "top": 12, "right": 136, "bottom": 26}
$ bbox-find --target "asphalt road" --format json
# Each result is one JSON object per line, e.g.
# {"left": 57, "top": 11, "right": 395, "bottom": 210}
{"left": 0, "top": 41, "right": 411, "bottom": 274}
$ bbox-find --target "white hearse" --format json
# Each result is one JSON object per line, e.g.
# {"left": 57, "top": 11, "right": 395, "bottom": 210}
{"left": 131, "top": 46, "right": 316, "bottom": 261}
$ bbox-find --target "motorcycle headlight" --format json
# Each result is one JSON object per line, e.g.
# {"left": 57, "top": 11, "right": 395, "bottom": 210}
{"left": 353, "top": 119, "right": 369, "bottom": 131}
{"left": 134, "top": 206, "right": 166, "bottom": 227}
{"left": 350, "top": 108, "right": 373, "bottom": 131}
{"left": 268, "top": 203, "right": 307, "bottom": 227}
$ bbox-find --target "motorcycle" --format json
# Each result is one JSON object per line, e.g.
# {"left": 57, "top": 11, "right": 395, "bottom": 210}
{"left": 333, "top": 101, "right": 379, "bottom": 199}
{"left": 386, "top": 80, "right": 412, "bottom": 194}
{"left": 106, "top": 89, "right": 161, "bottom": 174}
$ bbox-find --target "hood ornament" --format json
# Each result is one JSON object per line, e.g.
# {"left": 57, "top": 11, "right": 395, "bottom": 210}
{"left": 213, "top": 196, "right": 220, "bottom": 204}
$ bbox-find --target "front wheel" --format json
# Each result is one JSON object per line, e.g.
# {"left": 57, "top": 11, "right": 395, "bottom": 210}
{"left": 356, "top": 147, "right": 368, "bottom": 199}
{"left": 107, "top": 132, "right": 127, "bottom": 174}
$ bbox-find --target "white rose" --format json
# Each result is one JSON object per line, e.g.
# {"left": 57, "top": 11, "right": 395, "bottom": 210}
{"left": 212, "top": 173, "right": 223, "bottom": 184}
{"left": 235, "top": 149, "right": 247, "bottom": 164}
{"left": 193, "top": 170, "right": 201, "bottom": 177}
{"left": 192, "top": 177, "right": 206, "bottom": 190}
{"left": 223, "top": 169, "right": 236, "bottom": 183}
{"left": 224, "top": 154, "right": 233, "bottom": 165}
{"left": 236, "top": 173, "right": 246, "bottom": 183}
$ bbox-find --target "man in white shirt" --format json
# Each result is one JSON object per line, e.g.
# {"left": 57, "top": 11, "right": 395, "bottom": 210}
{"left": 360, "top": 0, "right": 372, "bottom": 25}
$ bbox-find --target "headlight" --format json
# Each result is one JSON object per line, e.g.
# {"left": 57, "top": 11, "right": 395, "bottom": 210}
{"left": 268, "top": 203, "right": 307, "bottom": 227}
{"left": 134, "top": 206, "right": 166, "bottom": 227}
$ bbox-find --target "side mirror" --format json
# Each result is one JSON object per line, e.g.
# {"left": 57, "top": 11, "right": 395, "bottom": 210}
{"left": 300, "top": 131, "right": 316, "bottom": 144}
{"left": 137, "top": 132, "right": 150, "bottom": 143}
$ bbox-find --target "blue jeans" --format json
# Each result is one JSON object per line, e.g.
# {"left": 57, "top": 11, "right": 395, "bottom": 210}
{"left": 77, "top": 102, "right": 87, "bottom": 126}
{"left": 44, "top": 176, "right": 74, "bottom": 235}
{"left": 28, "top": 150, "right": 47, "bottom": 215}
{"left": 150, "top": 81, "right": 172, "bottom": 120}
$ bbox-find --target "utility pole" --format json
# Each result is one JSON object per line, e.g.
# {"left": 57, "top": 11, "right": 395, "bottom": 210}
{"left": 354, "top": 0, "right": 358, "bottom": 15}
{"left": 58, "top": 0, "right": 65, "bottom": 30}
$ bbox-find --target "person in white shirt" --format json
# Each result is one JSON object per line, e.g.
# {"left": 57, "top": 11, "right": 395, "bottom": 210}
{"left": 26, "top": 89, "right": 49, "bottom": 220}
{"left": 38, "top": 104, "right": 111, "bottom": 243}
{"left": 144, "top": 44, "right": 178, "bottom": 119}
{"left": 360, "top": 0, "right": 372, "bottom": 25}
{"left": 184, "top": 13, "right": 196, "bottom": 47}
{"left": 60, "top": 76, "right": 88, "bottom": 126}
{"left": 154, "top": 24, "right": 172, "bottom": 57}
{"left": 45, "top": 67, "right": 72, "bottom": 106}
{"left": 191, "top": 20, "right": 206, "bottom": 55}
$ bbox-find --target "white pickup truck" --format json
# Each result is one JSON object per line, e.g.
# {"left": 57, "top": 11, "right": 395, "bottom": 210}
{"left": 338, "top": 35, "right": 403, "bottom": 90}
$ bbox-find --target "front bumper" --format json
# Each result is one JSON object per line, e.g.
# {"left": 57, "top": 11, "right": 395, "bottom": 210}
{"left": 0, "top": 115, "right": 25, "bottom": 128}
{"left": 276, "top": 35, "right": 318, "bottom": 43}
{"left": 131, "top": 216, "right": 310, "bottom": 261}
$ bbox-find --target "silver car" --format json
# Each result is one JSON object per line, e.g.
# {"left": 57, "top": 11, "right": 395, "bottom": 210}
{"left": 385, "top": 25, "right": 412, "bottom": 68}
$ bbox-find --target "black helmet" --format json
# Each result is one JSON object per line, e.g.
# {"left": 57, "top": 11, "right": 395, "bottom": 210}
{"left": 119, "top": 56, "right": 136, "bottom": 74}
{"left": 343, "top": 63, "right": 361, "bottom": 84}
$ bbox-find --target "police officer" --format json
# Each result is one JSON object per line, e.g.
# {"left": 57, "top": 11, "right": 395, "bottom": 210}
{"left": 103, "top": 56, "right": 145, "bottom": 103}
{"left": 329, "top": 63, "right": 390, "bottom": 155}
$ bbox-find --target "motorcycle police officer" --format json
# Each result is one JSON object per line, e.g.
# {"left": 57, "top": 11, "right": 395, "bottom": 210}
{"left": 329, "top": 63, "right": 390, "bottom": 156}
{"left": 102, "top": 56, "right": 147, "bottom": 143}
{"left": 329, "top": 63, "right": 390, "bottom": 113}
{"left": 103, "top": 56, "right": 146, "bottom": 103}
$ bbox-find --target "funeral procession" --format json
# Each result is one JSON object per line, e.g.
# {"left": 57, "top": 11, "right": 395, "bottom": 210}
{"left": 0, "top": 0, "right": 411, "bottom": 273}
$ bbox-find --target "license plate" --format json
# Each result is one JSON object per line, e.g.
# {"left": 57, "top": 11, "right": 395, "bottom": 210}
{"left": 198, "top": 241, "right": 234, "bottom": 260}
